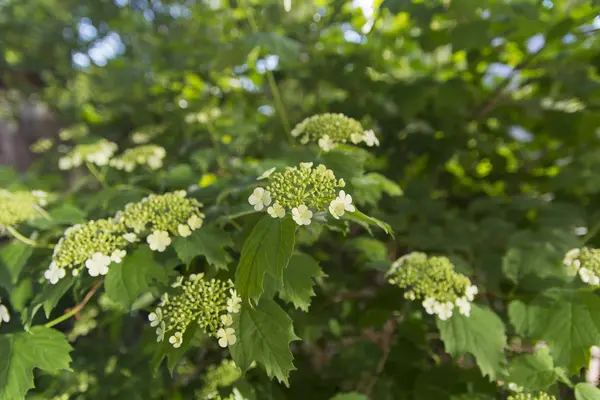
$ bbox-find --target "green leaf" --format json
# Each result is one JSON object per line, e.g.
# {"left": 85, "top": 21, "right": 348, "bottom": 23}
{"left": 172, "top": 225, "right": 233, "bottom": 269}
{"left": 0, "top": 327, "right": 73, "bottom": 400}
{"left": 21, "top": 277, "right": 75, "bottom": 329}
{"left": 105, "top": 247, "right": 167, "bottom": 309}
{"left": 235, "top": 216, "right": 296, "bottom": 305}
{"left": 345, "top": 209, "right": 393, "bottom": 236}
{"left": 229, "top": 299, "right": 300, "bottom": 386}
{"left": 512, "top": 289, "right": 600, "bottom": 373}
{"left": 575, "top": 382, "right": 600, "bottom": 400}
{"left": 501, "top": 245, "right": 567, "bottom": 284}
{"left": 248, "top": 32, "right": 300, "bottom": 65}
{"left": 508, "top": 347, "right": 561, "bottom": 391}
{"left": 9, "top": 278, "right": 33, "bottom": 312}
{"left": 437, "top": 304, "right": 507, "bottom": 380}
{"left": 0, "top": 241, "right": 33, "bottom": 284}
{"left": 278, "top": 252, "right": 325, "bottom": 312}
{"left": 330, "top": 393, "right": 368, "bottom": 400}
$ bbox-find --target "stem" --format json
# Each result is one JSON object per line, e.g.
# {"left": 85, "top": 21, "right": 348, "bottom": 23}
{"left": 5, "top": 226, "right": 51, "bottom": 248}
{"left": 86, "top": 162, "right": 106, "bottom": 187}
{"left": 44, "top": 280, "right": 104, "bottom": 328}
{"left": 242, "top": 0, "right": 292, "bottom": 140}
{"left": 584, "top": 221, "right": 600, "bottom": 244}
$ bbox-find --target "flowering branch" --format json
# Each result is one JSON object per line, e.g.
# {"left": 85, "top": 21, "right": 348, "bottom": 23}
{"left": 44, "top": 280, "right": 104, "bottom": 328}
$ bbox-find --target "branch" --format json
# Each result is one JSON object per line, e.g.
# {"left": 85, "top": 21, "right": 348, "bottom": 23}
{"left": 362, "top": 319, "right": 396, "bottom": 396}
{"left": 44, "top": 280, "right": 104, "bottom": 328}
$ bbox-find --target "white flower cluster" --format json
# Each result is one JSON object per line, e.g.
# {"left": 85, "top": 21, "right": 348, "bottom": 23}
{"left": 109, "top": 145, "right": 166, "bottom": 171}
{"left": 59, "top": 140, "right": 118, "bottom": 170}
{"left": 44, "top": 248, "right": 127, "bottom": 282}
{"left": 0, "top": 298, "right": 10, "bottom": 326}
{"left": 563, "top": 248, "right": 600, "bottom": 286}
{"left": 422, "top": 285, "right": 478, "bottom": 321}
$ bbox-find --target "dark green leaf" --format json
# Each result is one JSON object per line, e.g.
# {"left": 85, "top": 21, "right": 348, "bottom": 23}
{"left": 172, "top": 225, "right": 233, "bottom": 269}
{"left": 278, "top": 252, "right": 325, "bottom": 312}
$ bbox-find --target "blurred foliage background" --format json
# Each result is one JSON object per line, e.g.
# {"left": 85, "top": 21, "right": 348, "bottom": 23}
{"left": 3, "top": 0, "right": 600, "bottom": 399}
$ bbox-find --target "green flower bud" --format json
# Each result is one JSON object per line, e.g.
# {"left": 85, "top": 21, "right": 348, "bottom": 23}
{"left": 198, "top": 359, "right": 242, "bottom": 400}
{"left": 387, "top": 252, "right": 477, "bottom": 321}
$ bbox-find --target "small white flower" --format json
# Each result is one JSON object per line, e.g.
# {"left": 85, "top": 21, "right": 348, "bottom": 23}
{"left": 72, "top": 269, "right": 79, "bottom": 277}
{"left": 220, "top": 314, "right": 233, "bottom": 326}
{"left": 363, "top": 130, "right": 380, "bottom": 147}
{"left": 159, "top": 293, "right": 169, "bottom": 307}
{"left": 175, "top": 190, "right": 187, "bottom": 198}
{"left": 58, "top": 157, "right": 72, "bottom": 170}
{"left": 44, "top": 262, "right": 66, "bottom": 284}
{"left": 338, "top": 178, "right": 346, "bottom": 187}
{"left": 189, "top": 273, "right": 204, "bottom": 282}
{"left": 248, "top": 187, "right": 272, "bottom": 211}
{"left": 156, "top": 322, "right": 165, "bottom": 342}
{"left": 508, "top": 382, "right": 523, "bottom": 393}
{"left": 227, "top": 290, "right": 242, "bottom": 314}
{"left": 110, "top": 249, "right": 126, "bottom": 263}
{"left": 217, "top": 327, "right": 237, "bottom": 348}
{"left": 267, "top": 202, "right": 286, "bottom": 218}
{"left": 0, "top": 303, "right": 10, "bottom": 324}
{"left": 337, "top": 190, "right": 355, "bottom": 212}
{"left": 456, "top": 297, "right": 471, "bottom": 317}
{"left": 187, "top": 214, "right": 204, "bottom": 230}
{"left": 148, "top": 308, "right": 162, "bottom": 327}
{"left": 85, "top": 252, "right": 111, "bottom": 277}
{"left": 329, "top": 199, "right": 346, "bottom": 220}
{"left": 350, "top": 132, "right": 364, "bottom": 144}
{"left": 404, "top": 291, "right": 416, "bottom": 301}
{"left": 591, "top": 274, "right": 600, "bottom": 286}
{"left": 257, "top": 167, "right": 276, "bottom": 180}
{"left": 169, "top": 332, "right": 184, "bottom": 348}
{"left": 318, "top": 135, "right": 335, "bottom": 152}
{"left": 147, "top": 156, "right": 163, "bottom": 170}
{"left": 123, "top": 233, "right": 138, "bottom": 243}
{"left": 563, "top": 248, "right": 580, "bottom": 266}
{"left": 171, "top": 276, "right": 184, "bottom": 288}
{"left": 292, "top": 204, "right": 313, "bottom": 226}
{"left": 465, "top": 285, "right": 478, "bottom": 302}
{"left": 147, "top": 230, "right": 171, "bottom": 252}
{"left": 580, "top": 267, "right": 592, "bottom": 283}
{"left": 300, "top": 162, "right": 313, "bottom": 169}
{"left": 435, "top": 302, "right": 454, "bottom": 321}
{"left": 422, "top": 297, "right": 437, "bottom": 315}
{"left": 177, "top": 224, "right": 192, "bottom": 237}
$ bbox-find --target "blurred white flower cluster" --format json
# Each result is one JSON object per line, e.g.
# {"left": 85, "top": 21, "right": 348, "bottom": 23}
{"left": 59, "top": 139, "right": 118, "bottom": 170}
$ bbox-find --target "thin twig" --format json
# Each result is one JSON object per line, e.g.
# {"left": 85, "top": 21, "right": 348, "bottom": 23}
{"left": 44, "top": 280, "right": 104, "bottom": 328}
{"left": 362, "top": 319, "right": 396, "bottom": 397}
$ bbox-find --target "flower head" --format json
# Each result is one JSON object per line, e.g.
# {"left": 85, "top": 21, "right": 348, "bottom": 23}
{"left": 153, "top": 275, "right": 236, "bottom": 348}
{"left": 59, "top": 139, "right": 118, "bottom": 169}
{"left": 508, "top": 392, "right": 556, "bottom": 400}
{"left": 0, "top": 189, "right": 49, "bottom": 229}
{"left": 562, "top": 247, "right": 600, "bottom": 286}
{"left": 291, "top": 113, "right": 374, "bottom": 151}
{"left": 388, "top": 252, "right": 477, "bottom": 320}
{"left": 248, "top": 187, "right": 272, "bottom": 211}
{"left": 109, "top": 145, "right": 166, "bottom": 172}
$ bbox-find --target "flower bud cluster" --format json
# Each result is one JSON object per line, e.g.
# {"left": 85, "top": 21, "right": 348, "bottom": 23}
{"left": 249, "top": 163, "right": 352, "bottom": 226}
{"left": 109, "top": 145, "right": 166, "bottom": 171}
{"left": 198, "top": 359, "right": 242, "bottom": 400}
{"left": 387, "top": 252, "right": 478, "bottom": 321}
{"left": 59, "top": 139, "right": 118, "bottom": 170}
{"left": 291, "top": 113, "right": 380, "bottom": 152}
{"left": 508, "top": 393, "right": 555, "bottom": 400}
{"left": 59, "top": 124, "right": 89, "bottom": 141}
{"left": 148, "top": 274, "right": 242, "bottom": 349}
{"left": 30, "top": 138, "right": 54, "bottom": 153}
{"left": 117, "top": 191, "right": 204, "bottom": 250}
{"left": 0, "top": 189, "right": 48, "bottom": 228}
{"left": 563, "top": 247, "right": 600, "bottom": 286}
{"left": 47, "top": 218, "right": 128, "bottom": 281}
